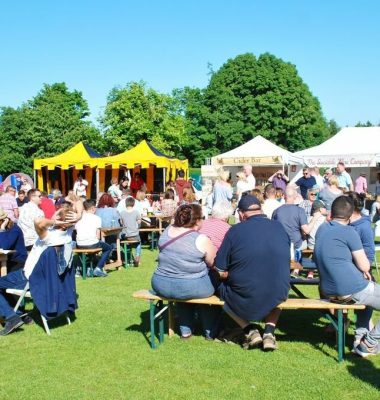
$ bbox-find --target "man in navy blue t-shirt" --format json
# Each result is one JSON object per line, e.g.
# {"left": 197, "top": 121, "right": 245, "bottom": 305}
{"left": 314, "top": 195, "right": 380, "bottom": 358}
{"left": 295, "top": 167, "right": 316, "bottom": 199}
{"left": 215, "top": 195, "right": 290, "bottom": 352}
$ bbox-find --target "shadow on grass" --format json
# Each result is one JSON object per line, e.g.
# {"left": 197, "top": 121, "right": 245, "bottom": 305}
{"left": 125, "top": 309, "right": 154, "bottom": 346}
{"left": 29, "top": 308, "right": 77, "bottom": 333}
{"left": 277, "top": 309, "right": 349, "bottom": 361}
{"left": 347, "top": 356, "right": 380, "bottom": 390}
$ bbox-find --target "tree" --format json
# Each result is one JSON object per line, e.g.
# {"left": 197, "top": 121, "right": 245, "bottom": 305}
{"left": 327, "top": 119, "right": 340, "bottom": 137}
{"left": 355, "top": 121, "right": 374, "bottom": 127}
{"left": 0, "top": 83, "right": 103, "bottom": 176}
{"left": 101, "top": 81, "right": 186, "bottom": 156}
{"left": 180, "top": 53, "right": 330, "bottom": 165}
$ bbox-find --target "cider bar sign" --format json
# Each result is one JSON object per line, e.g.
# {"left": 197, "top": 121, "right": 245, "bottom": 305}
{"left": 216, "top": 156, "right": 282, "bottom": 166}
{"left": 304, "top": 155, "right": 376, "bottom": 168}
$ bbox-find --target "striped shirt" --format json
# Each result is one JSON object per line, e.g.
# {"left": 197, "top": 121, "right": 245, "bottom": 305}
{"left": 0, "top": 193, "right": 19, "bottom": 221}
{"left": 199, "top": 218, "right": 231, "bottom": 250}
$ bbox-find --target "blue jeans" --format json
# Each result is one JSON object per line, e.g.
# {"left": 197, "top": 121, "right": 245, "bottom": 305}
{"left": 77, "top": 241, "right": 112, "bottom": 270}
{"left": 151, "top": 272, "right": 220, "bottom": 338}
{"left": 352, "top": 281, "right": 380, "bottom": 345}
{"left": 0, "top": 269, "right": 28, "bottom": 319}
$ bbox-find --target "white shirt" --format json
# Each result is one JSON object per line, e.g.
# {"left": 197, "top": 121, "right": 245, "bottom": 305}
{"left": 246, "top": 174, "right": 256, "bottom": 190}
{"left": 73, "top": 179, "right": 88, "bottom": 197}
{"left": 108, "top": 184, "right": 122, "bottom": 200}
{"left": 314, "top": 175, "right": 324, "bottom": 190}
{"left": 75, "top": 212, "right": 101, "bottom": 246}
{"left": 236, "top": 180, "right": 252, "bottom": 201}
{"left": 18, "top": 202, "right": 45, "bottom": 246}
{"left": 262, "top": 198, "right": 281, "bottom": 219}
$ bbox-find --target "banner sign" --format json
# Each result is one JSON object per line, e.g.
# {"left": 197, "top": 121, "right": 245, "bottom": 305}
{"left": 303, "top": 155, "right": 377, "bottom": 168}
{"left": 215, "top": 156, "right": 283, "bottom": 166}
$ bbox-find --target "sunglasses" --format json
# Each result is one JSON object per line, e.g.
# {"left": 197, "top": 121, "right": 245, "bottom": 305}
{"left": 310, "top": 193, "right": 317, "bottom": 196}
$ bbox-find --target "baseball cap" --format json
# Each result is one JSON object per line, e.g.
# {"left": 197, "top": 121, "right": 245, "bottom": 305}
{"left": 238, "top": 195, "right": 261, "bottom": 211}
{"left": 312, "top": 200, "right": 326, "bottom": 211}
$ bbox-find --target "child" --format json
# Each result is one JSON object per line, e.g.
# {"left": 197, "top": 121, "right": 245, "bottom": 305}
{"left": 75, "top": 199, "right": 112, "bottom": 277}
{"left": 120, "top": 197, "right": 142, "bottom": 267}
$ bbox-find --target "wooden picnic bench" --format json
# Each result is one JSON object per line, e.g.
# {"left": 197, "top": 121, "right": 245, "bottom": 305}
{"left": 133, "top": 289, "right": 365, "bottom": 362}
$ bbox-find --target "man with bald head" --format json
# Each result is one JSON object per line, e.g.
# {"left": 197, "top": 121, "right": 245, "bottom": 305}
{"left": 243, "top": 164, "right": 256, "bottom": 190}
{"left": 272, "top": 187, "right": 322, "bottom": 264}
{"left": 215, "top": 195, "right": 290, "bottom": 351}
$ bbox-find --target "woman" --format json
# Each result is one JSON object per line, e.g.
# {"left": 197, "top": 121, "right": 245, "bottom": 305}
{"left": 235, "top": 171, "right": 251, "bottom": 202}
{"left": 370, "top": 194, "right": 380, "bottom": 223}
{"left": 151, "top": 204, "right": 218, "bottom": 339}
{"left": 108, "top": 178, "right": 122, "bottom": 203}
{"left": 212, "top": 169, "right": 232, "bottom": 205}
{"left": 181, "top": 187, "right": 197, "bottom": 205}
{"left": 96, "top": 193, "right": 121, "bottom": 248}
{"left": 318, "top": 175, "right": 342, "bottom": 211}
{"left": 161, "top": 189, "right": 177, "bottom": 218}
{"left": 0, "top": 207, "right": 27, "bottom": 273}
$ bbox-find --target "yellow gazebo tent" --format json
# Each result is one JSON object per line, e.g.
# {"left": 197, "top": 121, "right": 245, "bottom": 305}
{"left": 97, "top": 140, "right": 188, "bottom": 192}
{"left": 33, "top": 142, "right": 102, "bottom": 195}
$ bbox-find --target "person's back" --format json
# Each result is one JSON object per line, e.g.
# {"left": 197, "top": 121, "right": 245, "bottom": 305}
{"left": 120, "top": 207, "right": 140, "bottom": 238}
{"left": 75, "top": 211, "right": 100, "bottom": 246}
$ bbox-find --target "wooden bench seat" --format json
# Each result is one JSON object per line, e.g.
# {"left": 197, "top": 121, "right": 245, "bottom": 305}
{"left": 73, "top": 248, "right": 102, "bottom": 279}
{"left": 133, "top": 289, "right": 365, "bottom": 362}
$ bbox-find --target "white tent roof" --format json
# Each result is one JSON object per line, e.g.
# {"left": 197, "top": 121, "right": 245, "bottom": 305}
{"left": 211, "top": 135, "right": 303, "bottom": 167}
{"left": 295, "top": 127, "right": 380, "bottom": 167}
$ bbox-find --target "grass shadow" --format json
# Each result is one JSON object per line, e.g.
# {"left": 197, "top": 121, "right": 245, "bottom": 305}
{"left": 125, "top": 309, "right": 154, "bottom": 346}
{"left": 347, "top": 356, "right": 380, "bottom": 390}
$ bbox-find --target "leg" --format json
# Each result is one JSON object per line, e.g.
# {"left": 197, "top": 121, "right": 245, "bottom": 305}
{"left": 176, "top": 303, "right": 195, "bottom": 337}
{"left": 0, "top": 270, "right": 28, "bottom": 319}
{"left": 95, "top": 241, "right": 113, "bottom": 270}
{"left": 199, "top": 304, "right": 222, "bottom": 339}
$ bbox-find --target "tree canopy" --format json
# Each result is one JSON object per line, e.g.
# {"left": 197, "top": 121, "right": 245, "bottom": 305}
{"left": 0, "top": 83, "right": 103, "bottom": 176}
{"left": 181, "top": 53, "right": 330, "bottom": 165}
{"left": 101, "top": 81, "right": 186, "bottom": 156}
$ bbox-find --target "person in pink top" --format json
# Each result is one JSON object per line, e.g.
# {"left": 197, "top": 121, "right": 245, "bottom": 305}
{"left": 355, "top": 173, "right": 367, "bottom": 195}
{"left": 199, "top": 201, "right": 233, "bottom": 250}
{"left": 0, "top": 186, "right": 19, "bottom": 222}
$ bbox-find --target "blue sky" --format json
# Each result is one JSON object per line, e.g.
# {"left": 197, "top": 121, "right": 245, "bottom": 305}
{"left": 1, "top": 0, "right": 379, "bottom": 127}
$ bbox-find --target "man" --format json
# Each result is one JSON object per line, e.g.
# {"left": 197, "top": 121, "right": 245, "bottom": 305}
{"left": 354, "top": 173, "right": 367, "bottom": 195}
{"left": 75, "top": 199, "right": 112, "bottom": 277}
{"left": 40, "top": 191, "right": 56, "bottom": 218}
{"left": 0, "top": 207, "right": 76, "bottom": 335}
{"left": 16, "top": 190, "right": 29, "bottom": 208}
{"left": 336, "top": 162, "right": 353, "bottom": 191}
{"left": 311, "top": 167, "right": 324, "bottom": 190}
{"left": 323, "top": 168, "right": 333, "bottom": 185}
{"left": 262, "top": 184, "right": 281, "bottom": 219}
{"left": 215, "top": 195, "right": 290, "bottom": 351}
{"left": 268, "top": 170, "right": 289, "bottom": 191}
{"left": 314, "top": 196, "right": 380, "bottom": 357}
{"left": 18, "top": 189, "right": 45, "bottom": 251}
{"left": 0, "top": 185, "right": 19, "bottom": 221}
{"left": 243, "top": 164, "right": 256, "bottom": 190}
{"left": 73, "top": 173, "right": 88, "bottom": 197}
{"left": 272, "top": 187, "right": 322, "bottom": 265}
{"left": 295, "top": 168, "right": 316, "bottom": 200}
{"left": 175, "top": 170, "right": 192, "bottom": 203}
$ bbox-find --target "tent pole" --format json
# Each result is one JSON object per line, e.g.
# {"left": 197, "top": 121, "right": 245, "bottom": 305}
{"left": 33, "top": 169, "right": 37, "bottom": 188}
{"left": 96, "top": 169, "right": 99, "bottom": 196}
{"left": 163, "top": 168, "right": 166, "bottom": 192}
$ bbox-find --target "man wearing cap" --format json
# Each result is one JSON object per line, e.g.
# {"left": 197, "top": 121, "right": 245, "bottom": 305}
{"left": 215, "top": 195, "right": 290, "bottom": 351}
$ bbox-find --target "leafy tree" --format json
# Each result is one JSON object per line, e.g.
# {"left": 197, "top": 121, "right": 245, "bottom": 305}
{"left": 355, "top": 120, "right": 374, "bottom": 127}
{"left": 101, "top": 81, "right": 186, "bottom": 156}
{"left": 180, "top": 53, "right": 330, "bottom": 165}
{"left": 327, "top": 119, "right": 340, "bottom": 137}
{"left": 0, "top": 83, "right": 103, "bottom": 176}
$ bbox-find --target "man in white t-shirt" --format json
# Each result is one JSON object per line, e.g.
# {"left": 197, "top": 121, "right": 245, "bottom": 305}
{"left": 75, "top": 199, "right": 112, "bottom": 277}
{"left": 243, "top": 164, "right": 256, "bottom": 190}
{"left": 18, "top": 189, "right": 45, "bottom": 250}
{"left": 262, "top": 184, "right": 281, "bottom": 219}
{"left": 73, "top": 174, "right": 89, "bottom": 198}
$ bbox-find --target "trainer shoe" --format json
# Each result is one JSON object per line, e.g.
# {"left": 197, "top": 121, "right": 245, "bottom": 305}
{"left": 0, "top": 315, "right": 24, "bottom": 336}
{"left": 93, "top": 267, "right": 108, "bottom": 277}
{"left": 242, "top": 329, "right": 262, "bottom": 350}
{"left": 354, "top": 339, "right": 379, "bottom": 358}
{"left": 263, "top": 333, "right": 277, "bottom": 351}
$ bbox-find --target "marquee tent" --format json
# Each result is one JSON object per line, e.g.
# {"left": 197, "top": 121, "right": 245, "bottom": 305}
{"left": 295, "top": 127, "right": 380, "bottom": 168}
{"left": 211, "top": 135, "right": 303, "bottom": 167}
{"left": 34, "top": 142, "right": 102, "bottom": 195}
{"left": 96, "top": 140, "right": 188, "bottom": 192}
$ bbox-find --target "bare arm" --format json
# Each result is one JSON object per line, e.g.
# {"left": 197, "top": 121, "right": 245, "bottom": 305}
{"left": 301, "top": 212, "right": 321, "bottom": 235}
{"left": 196, "top": 234, "right": 217, "bottom": 267}
{"left": 14, "top": 208, "right": 19, "bottom": 219}
{"left": 352, "top": 249, "right": 370, "bottom": 273}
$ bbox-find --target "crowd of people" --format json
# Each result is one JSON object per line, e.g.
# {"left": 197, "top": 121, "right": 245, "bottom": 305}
{"left": 1, "top": 163, "right": 380, "bottom": 359}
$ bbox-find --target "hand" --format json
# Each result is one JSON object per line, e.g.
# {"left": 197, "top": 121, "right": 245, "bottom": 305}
{"left": 0, "top": 218, "right": 9, "bottom": 230}
{"left": 363, "top": 271, "right": 372, "bottom": 281}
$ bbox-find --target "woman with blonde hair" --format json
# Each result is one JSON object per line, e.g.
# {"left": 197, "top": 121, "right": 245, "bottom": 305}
{"left": 212, "top": 169, "right": 232, "bottom": 205}
{"left": 318, "top": 175, "right": 342, "bottom": 211}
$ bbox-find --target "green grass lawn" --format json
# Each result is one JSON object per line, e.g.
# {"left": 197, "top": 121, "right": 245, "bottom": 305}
{"left": 0, "top": 249, "right": 379, "bottom": 400}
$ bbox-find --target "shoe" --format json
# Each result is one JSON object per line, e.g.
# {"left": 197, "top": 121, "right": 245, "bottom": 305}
{"left": 22, "top": 315, "right": 34, "bottom": 325}
{"left": 307, "top": 272, "right": 314, "bottom": 279}
{"left": 133, "top": 256, "right": 140, "bottom": 267}
{"left": 242, "top": 329, "right": 262, "bottom": 350}
{"left": 354, "top": 339, "right": 379, "bottom": 358}
{"left": 180, "top": 334, "right": 192, "bottom": 340}
{"left": 93, "top": 267, "right": 108, "bottom": 277}
{"left": 0, "top": 315, "right": 24, "bottom": 336}
{"left": 263, "top": 333, "right": 277, "bottom": 351}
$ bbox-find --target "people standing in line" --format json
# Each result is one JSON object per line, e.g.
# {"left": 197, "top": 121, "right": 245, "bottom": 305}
{"left": 243, "top": 164, "right": 256, "bottom": 190}
{"left": 268, "top": 170, "right": 289, "bottom": 191}
{"left": 0, "top": 186, "right": 19, "bottom": 222}
{"left": 336, "top": 162, "right": 353, "bottom": 191}
{"left": 212, "top": 170, "right": 232, "bottom": 205}
{"left": 295, "top": 168, "right": 317, "bottom": 200}
{"left": 354, "top": 173, "right": 368, "bottom": 195}
{"left": 73, "top": 174, "right": 88, "bottom": 198}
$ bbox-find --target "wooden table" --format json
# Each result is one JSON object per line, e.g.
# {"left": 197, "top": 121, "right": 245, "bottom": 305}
{"left": 100, "top": 227, "right": 123, "bottom": 269}
{"left": 0, "top": 250, "right": 15, "bottom": 277}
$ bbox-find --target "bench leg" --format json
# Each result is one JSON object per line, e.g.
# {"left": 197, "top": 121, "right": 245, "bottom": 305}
{"left": 158, "top": 300, "right": 165, "bottom": 344}
{"left": 121, "top": 243, "right": 128, "bottom": 269}
{"left": 149, "top": 300, "right": 157, "bottom": 349}
{"left": 337, "top": 310, "right": 344, "bottom": 362}
{"left": 80, "top": 254, "right": 87, "bottom": 280}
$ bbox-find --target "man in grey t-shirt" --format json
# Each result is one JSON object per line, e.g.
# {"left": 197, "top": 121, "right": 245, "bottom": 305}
{"left": 314, "top": 195, "right": 380, "bottom": 358}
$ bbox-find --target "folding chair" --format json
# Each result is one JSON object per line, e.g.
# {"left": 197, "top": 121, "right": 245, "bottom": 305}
{"left": 6, "top": 282, "right": 71, "bottom": 335}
